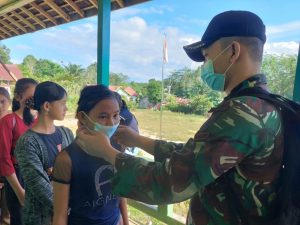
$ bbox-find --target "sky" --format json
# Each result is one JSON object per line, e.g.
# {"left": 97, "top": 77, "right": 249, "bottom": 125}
{"left": 1, "top": 0, "right": 300, "bottom": 82}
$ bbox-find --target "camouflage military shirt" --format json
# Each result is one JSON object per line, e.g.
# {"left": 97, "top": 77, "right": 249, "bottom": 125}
{"left": 112, "top": 74, "right": 284, "bottom": 225}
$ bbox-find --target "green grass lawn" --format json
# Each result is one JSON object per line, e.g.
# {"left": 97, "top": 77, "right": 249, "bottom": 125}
{"left": 132, "top": 109, "right": 207, "bottom": 142}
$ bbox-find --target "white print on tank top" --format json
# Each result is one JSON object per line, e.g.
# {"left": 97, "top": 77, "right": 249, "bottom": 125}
{"left": 83, "top": 165, "right": 118, "bottom": 208}
{"left": 95, "top": 165, "right": 113, "bottom": 196}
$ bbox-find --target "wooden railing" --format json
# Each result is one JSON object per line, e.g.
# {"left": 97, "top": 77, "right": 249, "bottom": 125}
{"left": 125, "top": 150, "right": 185, "bottom": 225}
{"left": 128, "top": 200, "right": 185, "bottom": 225}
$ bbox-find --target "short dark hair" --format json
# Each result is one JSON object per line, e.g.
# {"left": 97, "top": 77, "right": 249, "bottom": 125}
{"left": 76, "top": 84, "right": 117, "bottom": 115}
{"left": 33, "top": 81, "right": 67, "bottom": 111}
{"left": 219, "top": 37, "right": 264, "bottom": 63}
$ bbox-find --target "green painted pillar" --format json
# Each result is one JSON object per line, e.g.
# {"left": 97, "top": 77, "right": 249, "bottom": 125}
{"left": 97, "top": 0, "right": 111, "bottom": 85}
{"left": 293, "top": 43, "right": 300, "bottom": 102}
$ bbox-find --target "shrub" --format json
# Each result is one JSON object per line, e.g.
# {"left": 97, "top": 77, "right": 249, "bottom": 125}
{"left": 166, "top": 103, "right": 191, "bottom": 114}
{"left": 67, "top": 95, "right": 79, "bottom": 113}
{"left": 190, "top": 95, "right": 213, "bottom": 116}
{"left": 124, "top": 99, "right": 138, "bottom": 111}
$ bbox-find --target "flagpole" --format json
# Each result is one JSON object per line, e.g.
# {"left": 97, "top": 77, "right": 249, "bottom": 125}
{"left": 159, "top": 57, "right": 164, "bottom": 139}
{"left": 159, "top": 34, "right": 167, "bottom": 139}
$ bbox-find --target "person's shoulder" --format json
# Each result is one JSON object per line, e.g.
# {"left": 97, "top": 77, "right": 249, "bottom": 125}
{"left": 0, "top": 113, "right": 14, "bottom": 124}
{"left": 16, "top": 130, "right": 39, "bottom": 146}
{"left": 56, "top": 126, "right": 73, "bottom": 136}
{"left": 120, "top": 107, "right": 134, "bottom": 125}
{"left": 57, "top": 125, "right": 72, "bottom": 131}
{"left": 56, "top": 149, "right": 71, "bottom": 163}
{"left": 230, "top": 95, "right": 278, "bottom": 113}
{"left": 61, "top": 141, "right": 78, "bottom": 154}
{"left": 209, "top": 95, "right": 279, "bottom": 123}
{"left": 15, "top": 130, "right": 42, "bottom": 156}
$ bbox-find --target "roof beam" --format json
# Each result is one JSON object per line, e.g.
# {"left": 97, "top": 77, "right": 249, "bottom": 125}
{"left": 65, "top": 0, "right": 84, "bottom": 18}
{"left": 0, "top": 20, "right": 20, "bottom": 34}
{"left": 11, "top": 11, "right": 36, "bottom": 31}
{"left": 3, "top": 14, "right": 27, "bottom": 33}
{"left": 0, "top": 0, "right": 34, "bottom": 16}
{"left": 20, "top": 6, "right": 47, "bottom": 28}
{"left": 0, "top": 26, "right": 11, "bottom": 37}
{"left": 31, "top": 2, "right": 57, "bottom": 25}
{"left": 89, "top": 0, "right": 98, "bottom": 9}
{"left": 115, "top": 0, "right": 125, "bottom": 8}
{"left": 0, "top": 60, "right": 18, "bottom": 81}
{"left": 45, "top": 0, "right": 70, "bottom": 22}
{"left": 0, "top": 33, "right": 5, "bottom": 39}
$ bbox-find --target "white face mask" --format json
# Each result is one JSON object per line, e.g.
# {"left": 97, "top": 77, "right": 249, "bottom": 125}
{"left": 81, "top": 111, "right": 119, "bottom": 138}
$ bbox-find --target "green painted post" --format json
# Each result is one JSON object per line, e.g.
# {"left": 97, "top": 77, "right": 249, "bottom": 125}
{"left": 293, "top": 43, "right": 300, "bottom": 102}
{"left": 157, "top": 205, "right": 173, "bottom": 218}
{"left": 97, "top": 0, "right": 110, "bottom": 85}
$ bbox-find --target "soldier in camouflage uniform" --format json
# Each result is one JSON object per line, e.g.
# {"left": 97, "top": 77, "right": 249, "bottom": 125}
{"left": 78, "top": 11, "right": 283, "bottom": 225}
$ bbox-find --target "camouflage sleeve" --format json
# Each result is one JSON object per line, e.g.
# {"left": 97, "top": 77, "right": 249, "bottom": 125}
{"left": 153, "top": 140, "right": 184, "bottom": 162}
{"left": 112, "top": 97, "right": 278, "bottom": 204}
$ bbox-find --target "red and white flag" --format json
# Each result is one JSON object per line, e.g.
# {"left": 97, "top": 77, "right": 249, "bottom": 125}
{"left": 163, "top": 36, "right": 168, "bottom": 64}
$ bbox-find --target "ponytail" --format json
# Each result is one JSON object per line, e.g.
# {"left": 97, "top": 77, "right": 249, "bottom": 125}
{"left": 23, "top": 97, "right": 35, "bottom": 126}
{"left": 12, "top": 98, "right": 20, "bottom": 112}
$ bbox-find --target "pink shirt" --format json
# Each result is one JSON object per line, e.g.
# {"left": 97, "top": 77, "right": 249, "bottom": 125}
{"left": 0, "top": 113, "right": 33, "bottom": 176}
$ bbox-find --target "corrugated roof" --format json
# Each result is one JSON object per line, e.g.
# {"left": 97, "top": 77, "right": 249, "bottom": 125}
{"left": 0, "top": 0, "right": 151, "bottom": 41}
{"left": 123, "top": 86, "right": 137, "bottom": 96}
{"left": 0, "top": 64, "right": 23, "bottom": 81}
{"left": 109, "top": 85, "right": 121, "bottom": 91}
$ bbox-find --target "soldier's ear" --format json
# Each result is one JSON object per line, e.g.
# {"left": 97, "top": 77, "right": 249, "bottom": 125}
{"left": 230, "top": 41, "right": 241, "bottom": 63}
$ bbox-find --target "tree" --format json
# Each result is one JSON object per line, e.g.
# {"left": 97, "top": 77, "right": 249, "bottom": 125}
{"left": 34, "top": 59, "right": 64, "bottom": 77}
{"left": 165, "top": 67, "right": 222, "bottom": 107}
{"left": 165, "top": 67, "right": 203, "bottom": 98}
{"left": 22, "top": 55, "right": 37, "bottom": 76}
{"left": 110, "top": 72, "right": 129, "bottom": 85}
{"left": 130, "top": 81, "right": 147, "bottom": 97}
{"left": 262, "top": 54, "right": 297, "bottom": 99}
{"left": 0, "top": 44, "right": 11, "bottom": 63}
{"left": 63, "top": 63, "right": 85, "bottom": 77}
{"left": 85, "top": 62, "right": 97, "bottom": 84}
{"left": 146, "top": 79, "right": 161, "bottom": 104}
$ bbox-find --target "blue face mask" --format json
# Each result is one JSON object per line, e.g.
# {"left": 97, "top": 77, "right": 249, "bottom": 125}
{"left": 81, "top": 112, "right": 119, "bottom": 138}
{"left": 200, "top": 44, "right": 234, "bottom": 92}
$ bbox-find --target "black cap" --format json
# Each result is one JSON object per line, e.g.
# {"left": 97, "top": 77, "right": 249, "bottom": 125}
{"left": 183, "top": 10, "right": 266, "bottom": 62}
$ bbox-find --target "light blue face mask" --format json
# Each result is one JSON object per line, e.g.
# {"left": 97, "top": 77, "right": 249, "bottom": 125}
{"left": 81, "top": 112, "right": 119, "bottom": 138}
{"left": 200, "top": 44, "right": 234, "bottom": 92}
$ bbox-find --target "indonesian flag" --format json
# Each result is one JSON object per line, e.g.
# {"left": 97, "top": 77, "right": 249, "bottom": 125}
{"left": 163, "top": 36, "right": 168, "bottom": 64}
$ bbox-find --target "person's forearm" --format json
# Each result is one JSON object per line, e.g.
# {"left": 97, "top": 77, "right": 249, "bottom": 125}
{"left": 119, "top": 198, "right": 129, "bottom": 225}
{"left": 6, "top": 173, "right": 25, "bottom": 206}
{"left": 105, "top": 146, "right": 119, "bottom": 166}
{"left": 108, "top": 136, "right": 155, "bottom": 166}
{"left": 136, "top": 135, "right": 155, "bottom": 155}
{"left": 53, "top": 182, "right": 69, "bottom": 225}
{"left": 53, "top": 217, "right": 67, "bottom": 225}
